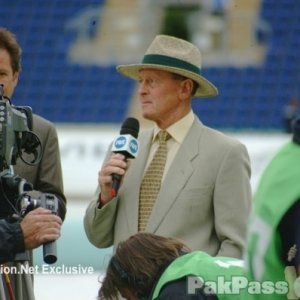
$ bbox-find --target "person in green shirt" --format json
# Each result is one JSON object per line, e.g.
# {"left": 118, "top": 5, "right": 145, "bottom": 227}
{"left": 245, "top": 117, "right": 300, "bottom": 299}
{"left": 98, "top": 232, "right": 248, "bottom": 300}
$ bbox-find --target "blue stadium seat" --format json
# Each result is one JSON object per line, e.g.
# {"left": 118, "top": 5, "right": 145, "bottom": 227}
{"left": 1, "top": 0, "right": 299, "bottom": 129}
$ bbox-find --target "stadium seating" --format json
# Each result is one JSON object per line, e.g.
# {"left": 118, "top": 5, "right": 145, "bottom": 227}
{"left": 0, "top": 0, "right": 299, "bottom": 130}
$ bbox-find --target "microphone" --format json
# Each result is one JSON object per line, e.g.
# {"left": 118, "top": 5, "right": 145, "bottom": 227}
{"left": 111, "top": 117, "right": 140, "bottom": 197}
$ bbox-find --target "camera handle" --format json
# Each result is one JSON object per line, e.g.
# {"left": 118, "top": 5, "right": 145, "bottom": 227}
{"left": 43, "top": 240, "right": 57, "bottom": 264}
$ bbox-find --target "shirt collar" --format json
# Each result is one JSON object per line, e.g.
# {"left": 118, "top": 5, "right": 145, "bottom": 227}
{"left": 153, "top": 110, "right": 195, "bottom": 143}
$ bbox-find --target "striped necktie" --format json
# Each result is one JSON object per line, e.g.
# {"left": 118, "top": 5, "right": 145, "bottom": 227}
{"left": 138, "top": 130, "right": 170, "bottom": 231}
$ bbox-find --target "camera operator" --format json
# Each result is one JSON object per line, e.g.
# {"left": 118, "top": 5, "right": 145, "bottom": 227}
{"left": 0, "top": 207, "right": 62, "bottom": 264}
{"left": 0, "top": 27, "right": 66, "bottom": 299}
{"left": 0, "top": 27, "right": 66, "bottom": 220}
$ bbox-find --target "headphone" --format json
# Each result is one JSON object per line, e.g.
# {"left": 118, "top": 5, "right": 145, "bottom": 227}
{"left": 111, "top": 256, "right": 149, "bottom": 300}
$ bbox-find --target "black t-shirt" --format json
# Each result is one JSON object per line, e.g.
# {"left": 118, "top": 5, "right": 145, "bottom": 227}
{"left": 156, "top": 277, "right": 218, "bottom": 300}
{"left": 278, "top": 199, "right": 300, "bottom": 268}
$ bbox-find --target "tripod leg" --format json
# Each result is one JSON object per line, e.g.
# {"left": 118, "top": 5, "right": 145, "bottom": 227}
{"left": 16, "top": 262, "right": 35, "bottom": 300}
{"left": 0, "top": 274, "right": 7, "bottom": 300}
{"left": 16, "top": 265, "right": 24, "bottom": 300}
{"left": 23, "top": 271, "right": 35, "bottom": 300}
{"left": 3, "top": 272, "right": 15, "bottom": 300}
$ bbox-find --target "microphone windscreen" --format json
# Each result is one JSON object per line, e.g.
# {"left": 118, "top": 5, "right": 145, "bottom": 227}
{"left": 120, "top": 117, "right": 140, "bottom": 138}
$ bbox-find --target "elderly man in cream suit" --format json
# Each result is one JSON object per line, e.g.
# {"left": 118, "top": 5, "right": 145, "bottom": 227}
{"left": 84, "top": 35, "right": 252, "bottom": 259}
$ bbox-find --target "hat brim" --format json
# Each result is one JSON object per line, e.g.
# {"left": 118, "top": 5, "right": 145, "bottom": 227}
{"left": 117, "top": 64, "right": 218, "bottom": 98}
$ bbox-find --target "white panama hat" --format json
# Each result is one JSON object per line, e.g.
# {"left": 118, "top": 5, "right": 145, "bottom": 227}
{"left": 117, "top": 35, "right": 218, "bottom": 98}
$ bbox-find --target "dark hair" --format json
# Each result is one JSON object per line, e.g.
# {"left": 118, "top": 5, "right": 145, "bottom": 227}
{"left": 0, "top": 27, "right": 22, "bottom": 74}
{"left": 98, "top": 233, "right": 191, "bottom": 300}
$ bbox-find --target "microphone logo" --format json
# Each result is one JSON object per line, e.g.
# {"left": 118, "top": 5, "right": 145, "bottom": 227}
{"left": 112, "top": 134, "right": 139, "bottom": 158}
{"left": 114, "top": 136, "right": 127, "bottom": 149}
{"left": 129, "top": 139, "right": 138, "bottom": 154}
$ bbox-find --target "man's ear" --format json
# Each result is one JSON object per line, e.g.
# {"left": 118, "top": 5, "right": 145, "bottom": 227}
{"left": 179, "top": 78, "right": 193, "bottom": 99}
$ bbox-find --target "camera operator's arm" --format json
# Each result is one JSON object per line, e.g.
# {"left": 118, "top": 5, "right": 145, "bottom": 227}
{"left": 20, "top": 207, "right": 62, "bottom": 250}
{"left": 0, "top": 219, "right": 24, "bottom": 263}
{"left": 0, "top": 208, "right": 61, "bottom": 263}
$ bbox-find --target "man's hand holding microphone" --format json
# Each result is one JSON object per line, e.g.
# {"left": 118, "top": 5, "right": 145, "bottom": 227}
{"left": 98, "top": 118, "right": 139, "bottom": 207}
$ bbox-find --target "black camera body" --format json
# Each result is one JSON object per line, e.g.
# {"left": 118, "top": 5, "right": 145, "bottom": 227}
{"left": 20, "top": 193, "right": 59, "bottom": 217}
{"left": 0, "top": 99, "right": 28, "bottom": 169}
{"left": 0, "top": 84, "right": 41, "bottom": 172}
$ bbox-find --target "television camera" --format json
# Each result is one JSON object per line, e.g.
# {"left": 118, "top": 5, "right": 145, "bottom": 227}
{"left": 0, "top": 84, "right": 58, "bottom": 264}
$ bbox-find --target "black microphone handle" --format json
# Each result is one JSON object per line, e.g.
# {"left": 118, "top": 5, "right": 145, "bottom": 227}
{"left": 111, "top": 173, "right": 122, "bottom": 197}
{"left": 111, "top": 153, "right": 129, "bottom": 197}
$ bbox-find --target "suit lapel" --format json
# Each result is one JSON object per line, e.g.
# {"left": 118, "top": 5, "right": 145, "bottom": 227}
{"left": 146, "top": 119, "right": 204, "bottom": 232}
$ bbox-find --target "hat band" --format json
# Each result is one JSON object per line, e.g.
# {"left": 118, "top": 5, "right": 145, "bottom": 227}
{"left": 142, "top": 54, "right": 201, "bottom": 75}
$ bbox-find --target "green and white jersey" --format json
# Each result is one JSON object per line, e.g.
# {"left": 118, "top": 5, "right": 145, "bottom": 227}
{"left": 151, "top": 251, "right": 245, "bottom": 300}
{"left": 246, "top": 141, "right": 300, "bottom": 299}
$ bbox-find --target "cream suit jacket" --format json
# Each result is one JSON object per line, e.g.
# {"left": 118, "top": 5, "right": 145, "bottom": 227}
{"left": 84, "top": 117, "right": 252, "bottom": 258}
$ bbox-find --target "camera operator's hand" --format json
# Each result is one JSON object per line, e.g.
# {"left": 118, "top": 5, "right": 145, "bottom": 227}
{"left": 20, "top": 207, "right": 62, "bottom": 250}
